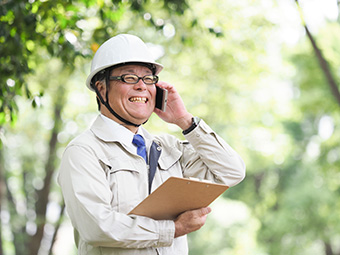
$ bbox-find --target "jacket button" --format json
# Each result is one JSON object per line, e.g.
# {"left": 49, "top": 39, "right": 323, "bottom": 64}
{"left": 157, "top": 147, "right": 161, "bottom": 151}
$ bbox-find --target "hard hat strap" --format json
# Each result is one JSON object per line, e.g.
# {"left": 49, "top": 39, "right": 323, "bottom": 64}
{"left": 93, "top": 84, "right": 141, "bottom": 127}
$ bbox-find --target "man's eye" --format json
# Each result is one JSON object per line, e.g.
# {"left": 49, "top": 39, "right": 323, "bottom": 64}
{"left": 124, "top": 75, "right": 138, "bottom": 83}
{"left": 143, "top": 77, "right": 153, "bottom": 83}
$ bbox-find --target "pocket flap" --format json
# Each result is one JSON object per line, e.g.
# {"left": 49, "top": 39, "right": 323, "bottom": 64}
{"left": 158, "top": 147, "right": 182, "bottom": 170}
{"left": 108, "top": 157, "right": 144, "bottom": 173}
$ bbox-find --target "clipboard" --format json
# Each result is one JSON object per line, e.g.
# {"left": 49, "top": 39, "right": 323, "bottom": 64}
{"left": 128, "top": 177, "right": 229, "bottom": 220}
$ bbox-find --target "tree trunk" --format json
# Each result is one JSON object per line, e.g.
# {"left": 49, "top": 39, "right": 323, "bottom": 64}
{"left": 325, "top": 241, "right": 334, "bottom": 255}
{"left": 48, "top": 203, "right": 65, "bottom": 255}
{"left": 3, "top": 169, "right": 27, "bottom": 255}
{"left": 295, "top": 2, "right": 339, "bottom": 255}
{"left": 28, "top": 87, "right": 66, "bottom": 255}
{"left": 0, "top": 131, "right": 4, "bottom": 255}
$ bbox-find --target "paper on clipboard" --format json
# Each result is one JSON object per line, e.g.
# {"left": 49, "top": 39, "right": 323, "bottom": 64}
{"left": 128, "top": 177, "right": 229, "bottom": 220}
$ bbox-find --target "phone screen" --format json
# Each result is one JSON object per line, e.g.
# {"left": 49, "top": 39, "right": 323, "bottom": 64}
{"left": 155, "top": 86, "right": 168, "bottom": 112}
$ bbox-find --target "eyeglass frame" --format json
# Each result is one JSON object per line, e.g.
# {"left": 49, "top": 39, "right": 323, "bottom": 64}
{"left": 109, "top": 74, "right": 159, "bottom": 85}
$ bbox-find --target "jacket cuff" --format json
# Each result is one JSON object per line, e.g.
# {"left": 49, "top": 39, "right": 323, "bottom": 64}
{"left": 157, "top": 220, "right": 175, "bottom": 247}
{"left": 184, "top": 119, "right": 212, "bottom": 139}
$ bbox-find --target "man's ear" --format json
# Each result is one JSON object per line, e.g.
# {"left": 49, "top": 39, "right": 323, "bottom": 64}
{"left": 95, "top": 80, "right": 106, "bottom": 100}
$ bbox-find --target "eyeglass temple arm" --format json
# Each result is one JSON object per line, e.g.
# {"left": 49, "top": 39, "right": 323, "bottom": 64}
{"left": 109, "top": 76, "right": 122, "bottom": 81}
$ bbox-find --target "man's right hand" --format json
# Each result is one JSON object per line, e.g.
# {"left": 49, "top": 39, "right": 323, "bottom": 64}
{"left": 174, "top": 207, "right": 212, "bottom": 238}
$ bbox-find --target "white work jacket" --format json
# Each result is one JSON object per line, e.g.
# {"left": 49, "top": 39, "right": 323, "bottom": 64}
{"left": 58, "top": 115, "right": 245, "bottom": 255}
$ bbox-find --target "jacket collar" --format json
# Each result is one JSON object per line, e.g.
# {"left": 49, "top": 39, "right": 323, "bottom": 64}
{"left": 90, "top": 115, "right": 180, "bottom": 168}
{"left": 90, "top": 115, "right": 155, "bottom": 145}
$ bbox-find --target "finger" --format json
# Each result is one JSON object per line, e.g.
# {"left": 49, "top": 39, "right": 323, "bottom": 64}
{"left": 156, "top": 81, "right": 169, "bottom": 89}
{"left": 156, "top": 80, "right": 166, "bottom": 86}
{"left": 198, "top": 207, "right": 212, "bottom": 216}
{"left": 157, "top": 81, "right": 175, "bottom": 92}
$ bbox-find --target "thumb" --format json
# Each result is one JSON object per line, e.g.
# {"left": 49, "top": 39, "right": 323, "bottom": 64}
{"left": 199, "top": 207, "right": 212, "bottom": 216}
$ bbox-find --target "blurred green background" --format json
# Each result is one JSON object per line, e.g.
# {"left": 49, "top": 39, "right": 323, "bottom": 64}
{"left": 1, "top": 0, "right": 340, "bottom": 254}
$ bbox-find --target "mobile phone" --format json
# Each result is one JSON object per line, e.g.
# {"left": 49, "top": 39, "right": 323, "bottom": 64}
{"left": 155, "top": 86, "right": 168, "bottom": 112}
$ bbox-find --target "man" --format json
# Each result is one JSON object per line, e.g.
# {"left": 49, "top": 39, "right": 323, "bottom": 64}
{"left": 58, "top": 34, "right": 246, "bottom": 255}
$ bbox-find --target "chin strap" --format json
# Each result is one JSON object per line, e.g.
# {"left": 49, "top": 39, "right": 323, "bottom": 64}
{"left": 92, "top": 69, "right": 148, "bottom": 127}
{"left": 94, "top": 86, "right": 141, "bottom": 127}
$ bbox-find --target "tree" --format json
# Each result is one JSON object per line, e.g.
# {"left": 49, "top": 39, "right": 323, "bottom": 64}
{"left": 1, "top": 1, "right": 195, "bottom": 254}
{"left": 235, "top": 1, "right": 340, "bottom": 254}
{"left": 2, "top": 0, "right": 340, "bottom": 254}
{"left": 0, "top": 0, "right": 190, "bottom": 127}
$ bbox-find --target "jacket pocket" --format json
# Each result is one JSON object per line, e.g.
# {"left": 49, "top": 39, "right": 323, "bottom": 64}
{"left": 158, "top": 147, "right": 183, "bottom": 181}
{"left": 107, "top": 158, "right": 146, "bottom": 214}
{"left": 158, "top": 146, "right": 182, "bottom": 170}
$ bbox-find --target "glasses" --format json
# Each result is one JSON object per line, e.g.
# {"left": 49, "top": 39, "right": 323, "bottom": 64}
{"left": 109, "top": 74, "right": 159, "bottom": 85}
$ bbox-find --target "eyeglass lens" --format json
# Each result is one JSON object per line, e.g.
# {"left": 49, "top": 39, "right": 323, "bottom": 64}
{"left": 122, "top": 74, "right": 158, "bottom": 85}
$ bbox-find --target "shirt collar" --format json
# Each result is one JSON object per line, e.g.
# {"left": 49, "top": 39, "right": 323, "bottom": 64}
{"left": 99, "top": 114, "right": 155, "bottom": 148}
{"left": 100, "top": 114, "right": 135, "bottom": 147}
{"left": 91, "top": 114, "right": 154, "bottom": 151}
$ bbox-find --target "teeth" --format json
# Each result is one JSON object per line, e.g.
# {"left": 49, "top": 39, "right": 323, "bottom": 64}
{"left": 129, "top": 97, "right": 147, "bottom": 103}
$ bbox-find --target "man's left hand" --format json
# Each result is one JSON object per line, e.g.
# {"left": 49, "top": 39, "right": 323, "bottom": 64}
{"left": 154, "top": 81, "right": 193, "bottom": 131}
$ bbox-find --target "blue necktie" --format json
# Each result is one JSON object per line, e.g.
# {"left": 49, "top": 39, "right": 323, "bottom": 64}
{"left": 133, "top": 134, "right": 147, "bottom": 164}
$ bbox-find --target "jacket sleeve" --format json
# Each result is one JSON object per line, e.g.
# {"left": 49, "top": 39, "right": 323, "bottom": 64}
{"left": 58, "top": 144, "right": 175, "bottom": 249}
{"left": 180, "top": 119, "right": 246, "bottom": 187}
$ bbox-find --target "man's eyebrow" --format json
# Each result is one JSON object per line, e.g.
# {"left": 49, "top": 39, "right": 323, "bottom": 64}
{"left": 120, "top": 68, "right": 134, "bottom": 72}
{"left": 120, "top": 68, "right": 152, "bottom": 74}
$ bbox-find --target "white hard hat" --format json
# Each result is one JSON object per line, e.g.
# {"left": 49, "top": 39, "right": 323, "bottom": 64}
{"left": 86, "top": 34, "right": 163, "bottom": 91}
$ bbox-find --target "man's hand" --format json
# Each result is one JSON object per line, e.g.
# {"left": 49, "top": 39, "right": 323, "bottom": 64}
{"left": 174, "top": 207, "right": 212, "bottom": 238}
{"left": 154, "top": 81, "right": 193, "bottom": 131}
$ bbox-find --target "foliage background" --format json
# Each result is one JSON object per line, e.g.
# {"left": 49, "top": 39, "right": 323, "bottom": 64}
{"left": 1, "top": 0, "right": 340, "bottom": 254}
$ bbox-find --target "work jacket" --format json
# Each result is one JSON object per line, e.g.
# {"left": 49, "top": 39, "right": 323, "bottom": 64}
{"left": 58, "top": 115, "right": 246, "bottom": 255}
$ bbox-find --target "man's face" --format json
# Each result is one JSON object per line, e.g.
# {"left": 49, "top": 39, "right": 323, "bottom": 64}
{"left": 106, "top": 64, "right": 157, "bottom": 125}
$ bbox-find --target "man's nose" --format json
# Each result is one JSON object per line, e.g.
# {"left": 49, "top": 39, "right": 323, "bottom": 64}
{"left": 133, "top": 79, "right": 147, "bottom": 90}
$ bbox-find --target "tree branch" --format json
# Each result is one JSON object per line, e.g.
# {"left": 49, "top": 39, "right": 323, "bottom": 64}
{"left": 303, "top": 25, "right": 340, "bottom": 106}
{"left": 295, "top": 0, "right": 340, "bottom": 107}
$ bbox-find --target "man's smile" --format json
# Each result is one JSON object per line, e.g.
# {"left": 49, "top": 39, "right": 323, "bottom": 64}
{"left": 129, "top": 97, "right": 148, "bottom": 103}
